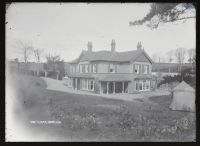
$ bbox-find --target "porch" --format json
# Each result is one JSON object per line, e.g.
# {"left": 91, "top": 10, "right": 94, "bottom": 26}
{"left": 100, "top": 81, "right": 129, "bottom": 94}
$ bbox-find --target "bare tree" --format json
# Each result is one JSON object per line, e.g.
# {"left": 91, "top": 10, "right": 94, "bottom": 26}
{"left": 167, "top": 50, "right": 174, "bottom": 63}
{"left": 33, "top": 49, "right": 43, "bottom": 76}
{"left": 33, "top": 49, "right": 42, "bottom": 63}
{"left": 175, "top": 48, "right": 186, "bottom": 73}
{"left": 16, "top": 41, "right": 33, "bottom": 63}
{"left": 15, "top": 40, "right": 33, "bottom": 72}
{"left": 151, "top": 53, "right": 159, "bottom": 63}
{"left": 45, "top": 53, "right": 65, "bottom": 80}
{"left": 160, "top": 58, "right": 166, "bottom": 63}
{"left": 129, "top": 3, "right": 195, "bottom": 29}
{"left": 187, "top": 48, "right": 195, "bottom": 73}
{"left": 187, "top": 48, "right": 195, "bottom": 63}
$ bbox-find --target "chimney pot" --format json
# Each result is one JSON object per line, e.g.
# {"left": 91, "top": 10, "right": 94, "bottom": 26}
{"left": 87, "top": 42, "right": 92, "bottom": 52}
{"left": 137, "top": 42, "right": 142, "bottom": 50}
{"left": 111, "top": 39, "right": 116, "bottom": 53}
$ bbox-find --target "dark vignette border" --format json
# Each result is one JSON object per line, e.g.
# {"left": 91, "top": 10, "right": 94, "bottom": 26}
{"left": 1, "top": 0, "right": 199, "bottom": 146}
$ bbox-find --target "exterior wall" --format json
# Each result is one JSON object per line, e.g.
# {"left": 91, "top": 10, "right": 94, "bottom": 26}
{"left": 117, "top": 63, "right": 131, "bottom": 73}
{"left": 95, "top": 61, "right": 131, "bottom": 74}
{"left": 97, "top": 62, "right": 109, "bottom": 73}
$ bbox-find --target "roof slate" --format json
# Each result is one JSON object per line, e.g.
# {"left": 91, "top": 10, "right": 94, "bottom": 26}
{"left": 70, "top": 49, "right": 151, "bottom": 63}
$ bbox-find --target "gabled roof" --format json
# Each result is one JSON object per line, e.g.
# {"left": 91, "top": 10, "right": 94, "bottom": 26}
{"left": 173, "top": 81, "right": 195, "bottom": 92}
{"left": 70, "top": 49, "right": 153, "bottom": 64}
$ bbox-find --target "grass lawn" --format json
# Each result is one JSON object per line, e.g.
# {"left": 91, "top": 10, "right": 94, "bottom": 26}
{"left": 7, "top": 73, "right": 196, "bottom": 141}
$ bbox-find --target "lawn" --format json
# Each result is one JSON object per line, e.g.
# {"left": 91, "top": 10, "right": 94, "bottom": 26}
{"left": 6, "top": 73, "right": 196, "bottom": 141}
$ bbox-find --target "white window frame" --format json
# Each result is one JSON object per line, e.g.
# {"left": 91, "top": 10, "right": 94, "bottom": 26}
{"left": 89, "top": 79, "right": 94, "bottom": 91}
{"left": 139, "top": 80, "right": 143, "bottom": 91}
{"left": 80, "top": 64, "right": 82, "bottom": 73}
{"left": 135, "top": 80, "right": 139, "bottom": 91}
{"left": 145, "top": 80, "right": 150, "bottom": 90}
{"left": 93, "top": 64, "right": 97, "bottom": 73}
{"left": 135, "top": 64, "right": 140, "bottom": 74}
{"left": 109, "top": 64, "right": 115, "bottom": 73}
{"left": 143, "top": 65, "right": 148, "bottom": 74}
{"left": 82, "top": 64, "right": 85, "bottom": 73}
{"left": 81, "top": 79, "right": 94, "bottom": 91}
{"left": 85, "top": 64, "right": 88, "bottom": 73}
{"left": 89, "top": 64, "right": 91, "bottom": 73}
{"left": 149, "top": 65, "right": 152, "bottom": 74}
{"left": 135, "top": 79, "right": 150, "bottom": 91}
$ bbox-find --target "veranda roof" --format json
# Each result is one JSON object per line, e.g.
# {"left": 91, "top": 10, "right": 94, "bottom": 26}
{"left": 98, "top": 74, "right": 131, "bottom": 82}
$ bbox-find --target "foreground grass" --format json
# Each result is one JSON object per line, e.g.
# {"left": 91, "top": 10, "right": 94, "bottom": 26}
{"left": 8, "top": 73, "right": 196, "bottom": 141}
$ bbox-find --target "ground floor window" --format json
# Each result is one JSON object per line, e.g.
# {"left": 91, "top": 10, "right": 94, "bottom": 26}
{"left": 100, "top": 81, "right": 128, "bottom": 94}
{"left": 135, "top": 79, "right": 150, "bottom": 91}
{"left": 80, "top": 78, "right": 94, "bottom": 91}
{"left": 88, "top": 80, "right": 94, "bottom": 90}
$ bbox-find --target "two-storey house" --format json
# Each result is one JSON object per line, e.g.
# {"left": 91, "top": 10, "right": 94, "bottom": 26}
{"left": 67, "top": 40, "right": 154, "bottom": 94}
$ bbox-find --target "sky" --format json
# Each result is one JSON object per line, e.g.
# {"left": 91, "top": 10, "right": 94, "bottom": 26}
{"left": 6, "top": 3, "right": 196, "bottom": 63}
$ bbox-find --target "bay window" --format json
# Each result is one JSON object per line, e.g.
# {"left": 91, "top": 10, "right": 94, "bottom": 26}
{"left": 80, "top": 79, "right": 94, "bottom": 91}
{"left": 135, "top": 79, "right": 150, "bottom": 91}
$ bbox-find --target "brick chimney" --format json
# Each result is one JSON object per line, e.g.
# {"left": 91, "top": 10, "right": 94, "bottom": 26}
{"left": 111, "top": 39, "right": 116, "bottom": 53}
{"left": 87, "top": 42, "right": 92, "bottom": 52}
{"left": 137, "top": 42, "right": 142, "bottom": 50}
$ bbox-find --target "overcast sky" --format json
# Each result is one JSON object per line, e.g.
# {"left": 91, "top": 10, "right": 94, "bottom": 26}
{"left": 6, "top": 3, "right": 196, "bottom": 63}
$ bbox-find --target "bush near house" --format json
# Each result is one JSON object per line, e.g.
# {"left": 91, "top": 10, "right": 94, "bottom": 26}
{"left": 158, "top": 68, "right": 196, "bottom": 89}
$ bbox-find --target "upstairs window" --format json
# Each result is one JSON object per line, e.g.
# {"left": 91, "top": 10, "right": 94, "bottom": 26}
{"left": 91, "top": 64, "right": 93, "bottom": 73}
{"left": 82, "top": 64, "right": 85, "bottom": 73}
{"left": 134, "top": 64, "right": 140, "bottom": 74}
{"left": 143, "top": 65, "right": 148, "bottom": 74}
{"left": 85, "top": 64, "right": 89, "bottom": 73}
{"left": 93, "top": 64, "right": 97, "bottom": 73}
{"left": 109, "top": 64, "right": 116, "bottom": 73}
{"left": 149, "top": 65, "right": 151, "bottom": 74}
{"left": 89, "top": 64, "right": 91, "bottom": 73}
{"left": 80, "top": 64, "right": 82, "bottom": 73}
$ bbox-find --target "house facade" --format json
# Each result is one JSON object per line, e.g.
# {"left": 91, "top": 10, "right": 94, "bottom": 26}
{"left": 67, "top": 40, "right": 154, "bottom": 94}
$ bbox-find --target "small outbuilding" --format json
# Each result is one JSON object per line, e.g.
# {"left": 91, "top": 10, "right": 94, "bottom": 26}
{"left": 169, "top": 81, "right": 195, "bottom": 112}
